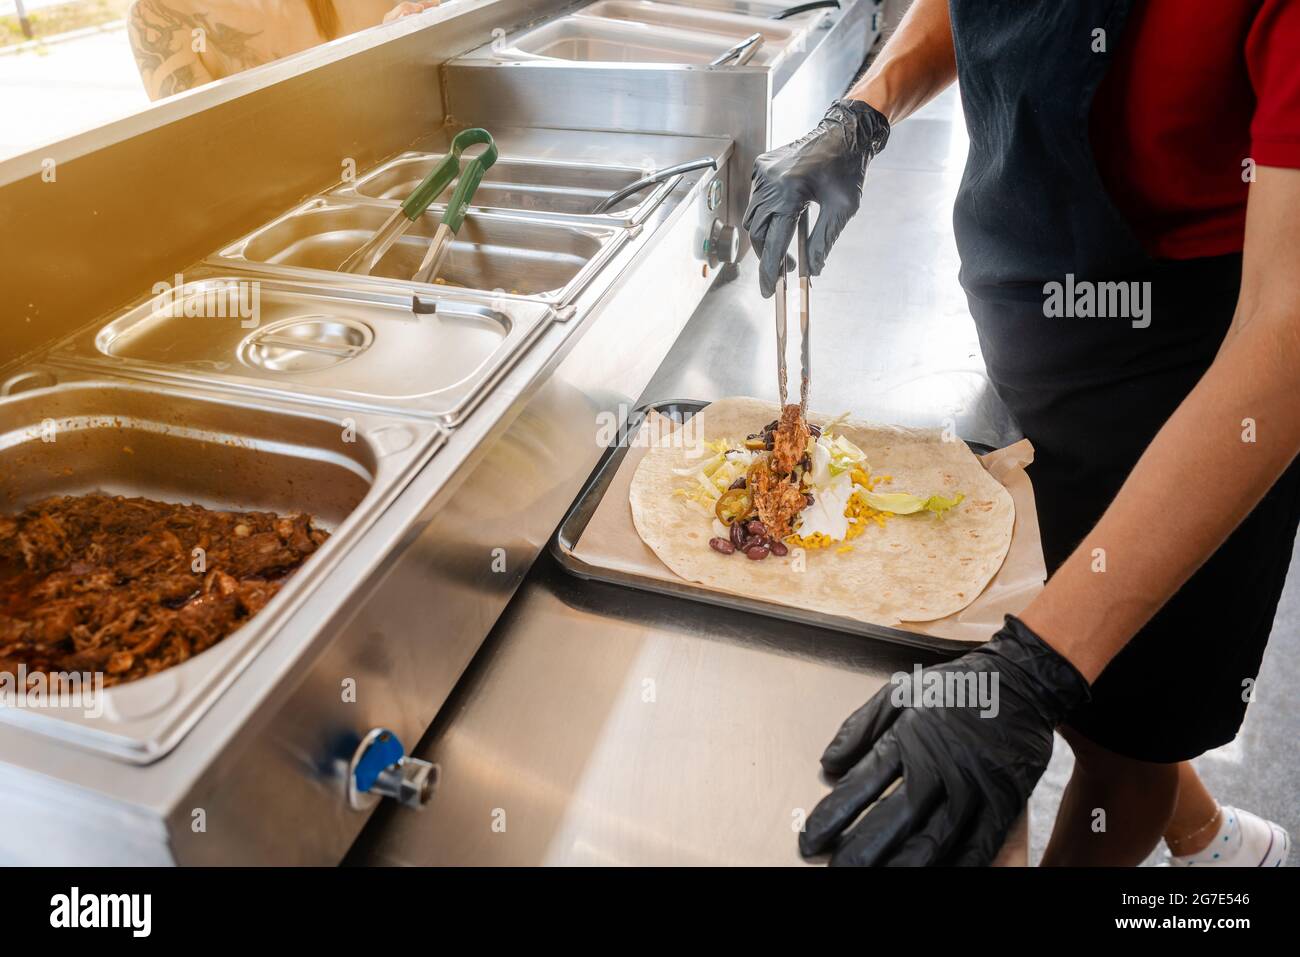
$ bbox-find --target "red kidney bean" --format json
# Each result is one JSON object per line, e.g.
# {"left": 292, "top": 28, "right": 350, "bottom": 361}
{"left": 800, "top": 454, "right": 811, "bottom": 471}
{"left": 745, "top": 520, "right": 767, "bottom": 537}
{"left": 709, "top": 537, "right": 735, "bottom": 555}
{"left": 804, "top": 493, "right": 815, "bottom": 506}
{"left": 744, "top": 543, "right": 770, "bottom": 560}
{"left": 808, "top": 424, "right": 822, "bottom": 437}
{"left": 730, "top": 521, "right": 746, "bottom": 550}
{"left": 728, "top": 476, "right": 747, "bottom": 490}
{"left": 769, "top": 540, "right": 788, "bottom": 557}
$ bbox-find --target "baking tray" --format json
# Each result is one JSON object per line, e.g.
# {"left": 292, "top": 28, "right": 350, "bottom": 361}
{"left": 551, "top": 399, "right": 995, "bottom": 656}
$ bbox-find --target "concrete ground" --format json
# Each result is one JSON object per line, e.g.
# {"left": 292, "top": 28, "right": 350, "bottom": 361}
{"left": 0, "top": 20, "right": 147, "bottom": 161}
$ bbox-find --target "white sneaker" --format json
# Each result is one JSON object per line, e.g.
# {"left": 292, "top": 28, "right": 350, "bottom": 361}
{"left": 1167, "top": 806, "right": 1291, "bottom": 867}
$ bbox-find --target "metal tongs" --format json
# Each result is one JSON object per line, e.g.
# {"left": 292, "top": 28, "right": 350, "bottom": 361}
{"left": 708, "top": 32, "right": 764, "bottom": 68}
{"left": 773, "top": 208, "right": 811, "bottom": 415}
{"left": 339, "top": 128, "right": 498, "bottom": 279}
{"left": 590, "top": 157, "right": 718, "bottom": 215}
{"left": 410, "top": 134, "right": 499, "bottom": 287}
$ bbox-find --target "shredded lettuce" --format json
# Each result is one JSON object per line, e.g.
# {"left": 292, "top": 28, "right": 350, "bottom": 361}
{"left": 670, "top": 444, "right": 755, "bottom": 506}
{"left": 828, "top": 434, "right": 867, "bottom": 475}
{"left": 807, "top": 433, "right": 868, "bottom": 486}
{"left": 859, "top": 491, "right": 965, "bottom": 515}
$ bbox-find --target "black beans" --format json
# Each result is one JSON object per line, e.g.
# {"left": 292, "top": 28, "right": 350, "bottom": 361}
{"left": 764, "top": 434, "right": 775, "bottom": 450}
{"left": 804, "top": 493, "right": 815, "bottom": 507}
{"left": 709, "top": 537, "right": 735, "bottom": 555}
{"left": 800, "top": 454, "right": 811, "bottom": 471}
{"left": 744, "top": 543, "right": 770, "bottom": 560}
{"left": 745, "top": 520, "right": 767, "bottom": 537}
{"left": 730, "top": 520, "right": 746, "bottom": 550}
{"left": 728, "top": 477, "right": 747, "bottom": 490}
{"left": 808, "top": 424, "right": 822, "bottom": 437}
{"left": 764, "top": 419, "right": 779, "bottom": 432}
{"left": 769, "top": 540, "right": 788, "bottom": 557}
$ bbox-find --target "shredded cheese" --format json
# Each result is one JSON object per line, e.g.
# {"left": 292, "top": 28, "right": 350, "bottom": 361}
{"left": 786, "top": 471, "right": 892, "bottom": 550}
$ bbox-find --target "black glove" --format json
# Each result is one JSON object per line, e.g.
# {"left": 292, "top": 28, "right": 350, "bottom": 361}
{"left": 742, "top": 98, "right": 890, "bottom": 298}
{"left": 800, "top": 616, "right": 1090, "bottom": 866}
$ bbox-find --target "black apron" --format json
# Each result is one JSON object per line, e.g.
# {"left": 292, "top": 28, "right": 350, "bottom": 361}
{"left": 948, "top": 0, "right": 1300, "bottom": 761}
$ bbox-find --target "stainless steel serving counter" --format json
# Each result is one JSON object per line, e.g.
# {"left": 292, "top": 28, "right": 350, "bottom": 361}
{"left": 348, "top": 90, "right": 1030, "bottom": 866}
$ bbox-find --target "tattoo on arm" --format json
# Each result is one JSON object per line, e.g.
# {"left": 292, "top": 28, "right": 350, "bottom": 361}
{"left": 128, "top": 0, "right": 262, "bottom": 99}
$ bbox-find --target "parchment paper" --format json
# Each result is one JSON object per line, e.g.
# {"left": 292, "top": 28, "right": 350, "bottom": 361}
{"left": 570, "top": 411, "right": 1048, "bottom": 644}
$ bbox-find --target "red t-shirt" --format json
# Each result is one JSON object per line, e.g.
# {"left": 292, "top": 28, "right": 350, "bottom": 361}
{"left": 1089, "top": 0, "right": 1300, "bottom": 259}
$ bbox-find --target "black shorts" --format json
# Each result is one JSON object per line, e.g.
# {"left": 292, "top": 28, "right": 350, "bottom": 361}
{"left": 1049, "top": 456, "right": 1300, "bottom": 764}
{"left": 972, "top": 253, "right": 1300, "bottom": 763}
{"left": 1017, "top": 382, "right": 1300, "bottom": 765}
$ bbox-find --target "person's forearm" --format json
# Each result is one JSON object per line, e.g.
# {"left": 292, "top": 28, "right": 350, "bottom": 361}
{"left": 846, "top": 0, "right": 956, "bottom": 125}
{"left": 1020, "top": 166, "right": 1300, "bottom": 682}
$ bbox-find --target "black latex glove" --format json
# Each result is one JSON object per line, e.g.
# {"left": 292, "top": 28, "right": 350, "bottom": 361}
{"left": 742, "top": 98, "right": 890, "bottom": 298}
{"left": 800, "top": 616, "right": 1090, "bottom": 866}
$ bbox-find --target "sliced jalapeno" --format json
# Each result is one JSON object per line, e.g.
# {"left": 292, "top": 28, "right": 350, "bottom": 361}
{"left": 715, "top": 488, "right": 753, "bottom": 526}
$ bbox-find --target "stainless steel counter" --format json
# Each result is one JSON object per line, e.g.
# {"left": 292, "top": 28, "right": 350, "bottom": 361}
{"left": 348, "top": 89, "right": 1030, "bottom": 866}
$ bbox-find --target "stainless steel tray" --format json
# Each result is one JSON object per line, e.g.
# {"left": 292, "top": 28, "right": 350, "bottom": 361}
{"left": 0, "top": 367, "right": 446, "bottom": 762}
{"left": 207, "top": 197, "right": 629, "bottom": 309}
{"left": 334, "top": 150, "right": 675, "bottom": 227}
{"left": 48, "top": 274, "right": 554, "bottom": 426}
{"left": 576, "top": 1, "right": 808, "bottom": 49}
{"left": 492, "top": 13, "right": 791, "bottom": 67}
{"left": 551, "top": 399, "right": 986, "bottom": 656}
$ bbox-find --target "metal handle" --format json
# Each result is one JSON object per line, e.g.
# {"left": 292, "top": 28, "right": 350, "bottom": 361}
{"left": 591, "top": 157, "right": 718, "bottom": 214}
{"left": 772, "top": 0, "right": 839, "bottom": 20}
{"left": 708, "top": 32, "right": 764, "bottom": 68}
{"left": 797, "top": 208, "right": 811, "bottom": 414}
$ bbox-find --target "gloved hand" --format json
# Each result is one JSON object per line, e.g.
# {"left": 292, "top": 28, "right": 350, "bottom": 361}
{"left": 742, "top": 98, "right": 890, "bottom": 297}
{"left": 800, "top": 616, "right": 1090, "bottom": 866}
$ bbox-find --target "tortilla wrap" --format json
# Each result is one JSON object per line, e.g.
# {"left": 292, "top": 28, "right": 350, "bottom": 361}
{"left": 628, "top": 397, "right": 1015, "bottom": 624}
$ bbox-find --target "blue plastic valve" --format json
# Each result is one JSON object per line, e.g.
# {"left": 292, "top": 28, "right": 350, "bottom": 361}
{"left": 354, "top": 729, "right": 405, "bottom": 793}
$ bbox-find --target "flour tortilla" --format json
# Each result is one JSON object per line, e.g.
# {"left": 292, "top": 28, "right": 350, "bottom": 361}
{"left": 628, "top": 397, "right": 1015, "bottom": 624}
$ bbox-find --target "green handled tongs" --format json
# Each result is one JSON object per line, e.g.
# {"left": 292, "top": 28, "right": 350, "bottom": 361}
{"left": 411, "top": 132, "right": 498, "bottom": 286}
{"left": 339, "top": 127, "right": 498, "bottom": 277}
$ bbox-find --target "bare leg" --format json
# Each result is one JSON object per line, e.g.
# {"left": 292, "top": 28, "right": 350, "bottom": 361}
{"left": 1163, "top": 762, "right": 1222, "bottom": 856}
{"left": 1040, "top": 726, "right": 1179, "bottom": 866}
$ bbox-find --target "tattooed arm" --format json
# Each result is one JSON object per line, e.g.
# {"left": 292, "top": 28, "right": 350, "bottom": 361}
{"left": 128, "top": 0, "right": 214, "bottom": 100}
{"left": 128, "top": 1, "right": 264, "bottom": 100}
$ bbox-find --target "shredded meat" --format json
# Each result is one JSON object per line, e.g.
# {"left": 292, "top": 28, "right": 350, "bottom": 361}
{"left": 0, "top": 494, "right": 328, "bottom": 687}
{"left": 751, "top": 461, "right": 808, "bottom": 541}
{"left": 771, "top": 403, "right": 810, "bottom": 477}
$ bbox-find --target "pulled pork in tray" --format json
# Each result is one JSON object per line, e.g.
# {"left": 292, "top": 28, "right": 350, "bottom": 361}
{"left": 0, "top": 494, "right": 328, "bottom": 686}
